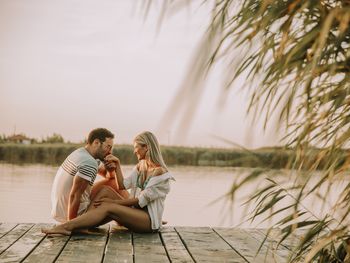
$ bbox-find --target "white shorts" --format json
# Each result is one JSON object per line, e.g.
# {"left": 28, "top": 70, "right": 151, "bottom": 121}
{"left": 53, "top": 201, "right": 90, "bottom": 224}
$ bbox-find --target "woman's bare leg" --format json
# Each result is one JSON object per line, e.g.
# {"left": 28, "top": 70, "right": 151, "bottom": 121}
{"left": 91, "top": 179, "right": 129, "bottom": 200}
{"left": 90, "top": 187, "right": 165, "bottom": 226}
{"left": 42, "top": 204, "right": 152, "bottom": 235}
{"left": 106, "top": 204, "right": 152, "bottom": 232}
{"left": 87, "top": 185, "right": 125, "bottom": 226}
{"left": 88, "top": 185, "right": 124, "bottom": 211}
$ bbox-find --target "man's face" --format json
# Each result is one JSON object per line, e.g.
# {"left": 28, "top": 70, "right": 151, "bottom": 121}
{"left": 96, "top": 137, "right": 114, "bottom": 160}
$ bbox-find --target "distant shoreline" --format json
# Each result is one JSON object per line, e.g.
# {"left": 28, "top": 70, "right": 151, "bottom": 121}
{"left": 0, "top": 143, "right": 346, "bottom": 169}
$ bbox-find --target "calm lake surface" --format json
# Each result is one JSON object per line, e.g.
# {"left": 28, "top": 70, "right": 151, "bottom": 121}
{"left": 0, "top": 163, "right": 348, "bottom": 228}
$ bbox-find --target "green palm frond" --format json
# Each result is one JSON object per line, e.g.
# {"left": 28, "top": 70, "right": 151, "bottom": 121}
{"left": 147, "top": 0, "right": 350, "bottom": 261}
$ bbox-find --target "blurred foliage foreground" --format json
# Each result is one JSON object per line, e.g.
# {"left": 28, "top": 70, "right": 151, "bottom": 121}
{"left": 147, "top": 0, "right": 350, "bottom": 260}
{"left": 187, "top": 0, "right": 350, "bottom": 261}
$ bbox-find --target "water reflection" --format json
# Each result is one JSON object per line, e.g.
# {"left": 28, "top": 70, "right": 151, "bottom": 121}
{"left": 0, "top": 163, "right": 348, "bottom": 228}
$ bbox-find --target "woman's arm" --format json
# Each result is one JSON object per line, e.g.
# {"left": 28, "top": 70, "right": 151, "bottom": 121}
{"left": 97, "top": 164, "right": 107, "bottom": 177}
{"left": 104, "top": 154, "right": 126, "bottom": 189}
{"left": 138, "top": 182, "right": 170, "bottom": 208}
{"left": 97, "top": 163, "right": 116, "bottom": 179}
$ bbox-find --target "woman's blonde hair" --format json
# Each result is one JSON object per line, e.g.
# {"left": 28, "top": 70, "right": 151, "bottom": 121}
{"left": 134, "top": 131, "right": 167, "bottom": 171}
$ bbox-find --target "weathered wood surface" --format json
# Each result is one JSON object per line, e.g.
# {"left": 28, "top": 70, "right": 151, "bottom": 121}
{"left": 103, "top": 226, "right": 133, "bottom": 263}
{"left": 0, "top": 223, "right": 304, "bottom": 263}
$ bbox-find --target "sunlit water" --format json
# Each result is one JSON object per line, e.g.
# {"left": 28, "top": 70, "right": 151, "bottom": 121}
{"left": 0, "top": 163, "right": 348, "bottom": 228}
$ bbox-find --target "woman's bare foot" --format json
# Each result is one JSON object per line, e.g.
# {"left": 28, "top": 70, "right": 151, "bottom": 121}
{"left": 41, "top": 225, "right": 71, "bottom": 236}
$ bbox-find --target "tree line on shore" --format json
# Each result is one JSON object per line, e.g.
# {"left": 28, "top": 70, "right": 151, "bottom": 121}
{"left": 0, "top": 133, "right": 66, "bottom": 144}
{"left": 0, "top": 142, "right": 349, "bottom": 170}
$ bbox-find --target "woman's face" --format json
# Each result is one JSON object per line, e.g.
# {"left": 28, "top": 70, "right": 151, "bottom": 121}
{"left": 133, "top": 142, "right": 148, "bottom": 160}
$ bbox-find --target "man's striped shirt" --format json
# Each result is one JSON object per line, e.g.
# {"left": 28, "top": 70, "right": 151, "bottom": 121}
{"left": 51, "top": 147, "right": 99, "bottom": 223}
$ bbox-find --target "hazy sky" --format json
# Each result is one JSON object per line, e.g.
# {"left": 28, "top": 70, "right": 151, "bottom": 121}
{"left": 0, "top": 0, "right": 280, "bottom": 148}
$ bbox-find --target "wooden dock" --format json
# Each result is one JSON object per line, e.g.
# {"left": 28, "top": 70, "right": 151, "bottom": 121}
{"left": 0, "top": 223, "right": 303, "bottom": 262}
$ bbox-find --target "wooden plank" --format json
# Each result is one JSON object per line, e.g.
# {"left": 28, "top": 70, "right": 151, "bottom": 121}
{"left": 0, "top": 224, "right": 17, "bottom": 239}
{"left": 215, "top": 228, "right": 285, "bottom": 263}
{"left": 55, "top": 225, "right": 109, "bottom": 263}
{"left": 160, "top": 227, "right": 194, "bottom": 263}
{"left": 251, "top": 228, "right": 307, "bottom": 261}
{"left": 23, "top": 224, "right": 70, "bottom": 263}
{"left": 256, "top": 228, "right": 305, "bottom": 251}
{"left": 133, "top": 231, "right": 169, "bottom": 262}
{"left": 0, "top": 223, "right": 48, "bottom": 262}
{"left": 103, "top": 226, "right": 133, "bottom": 263}
{"left": 176, "top": 227, "right": 245, "bottom": 263}
{"left": 0, "top": 223, "right": 33, "bottom": 255}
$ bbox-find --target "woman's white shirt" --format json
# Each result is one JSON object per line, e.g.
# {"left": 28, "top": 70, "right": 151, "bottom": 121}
{"left": 123, "top": 167, "right": 174, "bottom": 230}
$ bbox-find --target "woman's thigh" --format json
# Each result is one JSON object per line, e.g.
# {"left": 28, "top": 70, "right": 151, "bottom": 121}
{"left": 91, "top": 179, "right": 129, "bottom": 200}
{"left": 88, "top": 186, "right": 124, "bottom": 211}
{"left": 106, "top": 204, "right": 152, "bottom": 233}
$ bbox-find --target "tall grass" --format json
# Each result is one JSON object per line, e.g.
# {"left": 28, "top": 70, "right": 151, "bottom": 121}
{"left": 1, "top": 143, "right": 349, "bottom": 170}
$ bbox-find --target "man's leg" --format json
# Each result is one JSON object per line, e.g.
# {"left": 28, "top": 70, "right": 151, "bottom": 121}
{"left": 42, "top": 204, "right": 152, "bottom": 235}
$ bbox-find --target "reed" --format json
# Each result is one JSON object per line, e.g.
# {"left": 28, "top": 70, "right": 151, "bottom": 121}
{"left": 147, "top": 1, "right": 350, "bottom": 261}
{"left": 1, "top": 143, "right": 348, "bottom": 170}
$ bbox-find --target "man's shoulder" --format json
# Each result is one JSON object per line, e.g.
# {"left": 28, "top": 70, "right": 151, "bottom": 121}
{"left": 69, "top": 147, "right": 97, "bottom": 160}
{"left": 67, "top": 148, "right": 98, "bottom": 167}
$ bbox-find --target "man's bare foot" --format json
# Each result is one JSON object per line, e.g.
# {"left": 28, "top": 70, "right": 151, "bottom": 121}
{"left": 41, "top": 225, "right": 71, "bottom": 236}
{"left": 73, "top": 229, "right": 90, "bottom": 234}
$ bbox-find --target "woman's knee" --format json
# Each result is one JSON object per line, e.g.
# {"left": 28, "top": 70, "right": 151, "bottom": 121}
{"left": 105, "top": 203, "right": 122, "bottom": 217}
{"left": 95, "top": 185, "right": 116, "bottom": 199}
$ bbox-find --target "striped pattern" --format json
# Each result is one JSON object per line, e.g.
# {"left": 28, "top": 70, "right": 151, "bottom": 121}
{"left": 61, "top": 158, "right": 78, "bottom": 176}
{"left": 80, "top": 164, "right": 98, "bottom": 184}
{"left": 61, "top": 158, "right": 98, "bottom": 185}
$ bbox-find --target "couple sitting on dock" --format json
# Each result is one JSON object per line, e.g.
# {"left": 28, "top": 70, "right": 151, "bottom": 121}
{"left": 42, "top": 128, "right": 174, "bottom": 235}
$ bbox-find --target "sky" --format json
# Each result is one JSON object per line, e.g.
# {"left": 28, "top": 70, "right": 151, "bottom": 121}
{"left": 0, "top": 0, "right": 281, "bottom": 149}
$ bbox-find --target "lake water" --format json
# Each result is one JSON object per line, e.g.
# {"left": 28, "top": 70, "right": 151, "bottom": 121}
{"left": 0, "top": 163, "right": 348, "bottom": 228}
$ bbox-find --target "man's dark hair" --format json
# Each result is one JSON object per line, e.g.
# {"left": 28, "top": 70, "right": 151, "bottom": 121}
{"left": 87, "top": 128, "right": 114, "bottom": 144}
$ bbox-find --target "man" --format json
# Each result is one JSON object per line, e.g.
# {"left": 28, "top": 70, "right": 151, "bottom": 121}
{"left": 51, "top": 128, "right": 114, "bottom": 223}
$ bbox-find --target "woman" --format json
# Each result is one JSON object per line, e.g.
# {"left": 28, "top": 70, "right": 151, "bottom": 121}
{"left": 42, "top": 131, "right": 174, "bottom": 234}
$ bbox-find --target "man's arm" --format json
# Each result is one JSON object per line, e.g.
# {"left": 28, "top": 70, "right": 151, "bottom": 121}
{"left": 68, "top": 176, "right": 89, "bottom": 220}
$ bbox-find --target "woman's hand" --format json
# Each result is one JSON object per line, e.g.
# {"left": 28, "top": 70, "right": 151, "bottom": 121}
{"left": 104, "top": 154, "right": 120, "bottom": 165}
{"left": 104, "top": 161, "right": 117, "bottom": 172}
{"left": 103, "top": 155, "right": 120, "bottom": 172}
